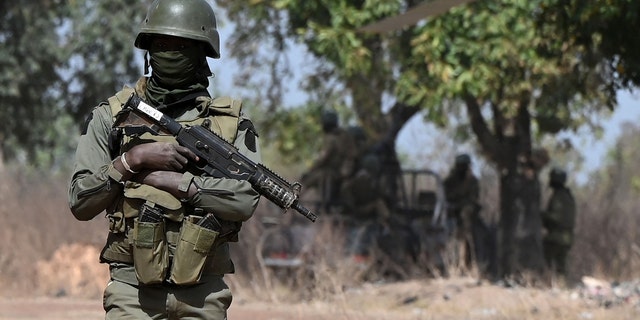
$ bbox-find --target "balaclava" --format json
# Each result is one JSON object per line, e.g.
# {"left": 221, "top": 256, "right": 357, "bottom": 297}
{"left": 144, "top": 44, "right": 211, "bottom": 107}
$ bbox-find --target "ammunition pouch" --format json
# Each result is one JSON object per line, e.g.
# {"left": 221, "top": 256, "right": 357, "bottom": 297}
{"left": 127, "top": 203, "right": 241, "bottom": 285}
{"left": 170, "top": 214, "right": 241, "bottom": 285}
{"left": 169, "top": 216, "right": 220, "bottom": 285}
{"left": 132, "top": 217, "right": 169, "bottom": 285}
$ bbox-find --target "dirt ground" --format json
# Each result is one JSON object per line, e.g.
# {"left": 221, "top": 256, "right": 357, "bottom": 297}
{"left": 0, "top": 278, "right": 637, "bottom": 320}
{"left": 1, "top": 245, "right": 637, "bottom": 319}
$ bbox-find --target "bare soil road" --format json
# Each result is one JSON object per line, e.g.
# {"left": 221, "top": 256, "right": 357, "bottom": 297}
{"left": 0, "top": 298, "right": 408, "bottom": 320}
{"left": 0, "top": 278, "right": 637, "bottom": 320}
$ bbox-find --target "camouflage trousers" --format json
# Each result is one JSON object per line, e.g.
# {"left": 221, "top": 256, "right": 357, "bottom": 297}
{"left": 104, "top": 268, "right": 232, "bottom": 320}
{"left": 543, "top": 240, "right": 571, "bottom": 276}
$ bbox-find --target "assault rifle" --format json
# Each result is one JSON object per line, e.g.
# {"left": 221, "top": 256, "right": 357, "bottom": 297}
{"left": 113, "top": 94, "right": 317, "bottom": 222}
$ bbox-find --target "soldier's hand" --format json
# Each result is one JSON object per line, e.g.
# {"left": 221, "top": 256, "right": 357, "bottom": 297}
{"left": 130, "top": 170, "right": 194, "bottom": 200}
{"left": 125, "top": 142, "right": 199, "bottom": 172}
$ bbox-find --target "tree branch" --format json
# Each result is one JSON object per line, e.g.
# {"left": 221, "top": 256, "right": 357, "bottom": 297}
{"left": 464, "top": 94, "right": 499, "bottom": 163}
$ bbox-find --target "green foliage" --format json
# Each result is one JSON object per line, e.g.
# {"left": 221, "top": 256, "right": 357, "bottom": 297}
{"left": 539, "top": 0, "right": 640, "bottom": 96}
{"left": 218, "top": 0, "right": 622, "bottom": 162}
{"left": 2, "top": 0, "right": 636, "bottom": 171}
{"left": 0, "top": 1, "right": 67, "bottom": 163}
{"left": 0, "top": 0, "right": 145, "bottom": 166}
{"left": 218, "top": 0, "right": 400, "bottom": 149}
{"left": 64, "top": 0, "right": 147, "bottom": 122}
{"left": 401, "top": 0, "right": 609, "bottom": 133}
{"left": 253, "top": 102, "right": 325, "bottom": 167}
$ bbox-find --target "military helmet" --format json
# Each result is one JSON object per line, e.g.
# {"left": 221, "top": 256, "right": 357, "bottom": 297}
{"left": 455, "top": 154, "right": 471, "bottom": 165}
{"left": 135, "top": 0, "right": 221, "bottom": 58}
{"left": 549, "top": 167, "right": 567, "bottom": 185}
{"left": 361, "top": 154, "right": 381, "bottom": 173}
{"left": 321, "top": 110, "right": 339, "bottom": 131}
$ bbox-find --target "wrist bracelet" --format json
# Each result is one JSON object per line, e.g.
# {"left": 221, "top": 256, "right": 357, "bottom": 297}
{"left": 121, "top": 152, "right": 139, "bottom": 174}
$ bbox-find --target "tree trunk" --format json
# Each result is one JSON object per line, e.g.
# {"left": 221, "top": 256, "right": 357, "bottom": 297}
{"left": 0, "top": 145, "right": 4, "bottom": 172}
{"left": 498, "top": 165, "right": 545, "bottom": 279}
{"left": 499, "top": 171, "right": 519, "bottom": 277}
{"left": 464, "top": 97, "right": 545, "bottom": 280}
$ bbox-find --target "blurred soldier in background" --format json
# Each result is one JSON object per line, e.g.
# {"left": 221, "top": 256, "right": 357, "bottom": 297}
{"left": 347, "top": 125, "right": 369, "bottom": 167}
{"left": 340, "top": 154, "right": 391, "bottom": 261}
{"left": 444, "top": 154, "right": 481, "bottom": 270}
{"left": 498, "top": 148, "right": 550, "bottom": 281}
{"left": 301, "top": 110, "right": 357, "bottom": 212}
{"left": 542, "top": 168, "right": 576, "bottom": 277}
{"left": 513, "top": 157, "right": 546, "bottom": 278}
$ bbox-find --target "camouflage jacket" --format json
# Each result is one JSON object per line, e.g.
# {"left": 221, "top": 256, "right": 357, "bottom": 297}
{"left": 542, "top": 186, "right": 576, "bottom": 245}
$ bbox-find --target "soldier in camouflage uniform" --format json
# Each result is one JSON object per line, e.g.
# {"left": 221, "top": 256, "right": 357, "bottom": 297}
{"left": 444, "top": 154, "right": 481, "bottom": 269}
{"left": 542, "top": 168, "right": 576, "bottom": 276}
{"left": 346, "top": 125, "right": 369, "bottom": 167}
{"left": 340, "top": 154, "right": 391, "bottom": 259}
{"left": 301, "top": 110, "right": 357, "bottom": 211}
{"left": 68, "top": 1, "right": 260, "bottom": 318}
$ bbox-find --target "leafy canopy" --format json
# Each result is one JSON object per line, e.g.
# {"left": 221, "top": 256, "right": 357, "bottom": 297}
{"left": 0, "top": 0, "right": 145, "bottom": 166}
{"left": 218, "top": 0, "right": 616, "bottom": 163}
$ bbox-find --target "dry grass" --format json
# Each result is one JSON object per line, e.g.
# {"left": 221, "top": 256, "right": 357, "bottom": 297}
{"left": 0, "top": 166, "right": 106, "bottom": 296}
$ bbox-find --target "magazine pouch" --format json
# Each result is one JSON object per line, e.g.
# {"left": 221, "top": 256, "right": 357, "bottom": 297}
{"left": 132, "top": 204, "right": 169, "bottom": 284}
{"left": 169, "top": 216, "right": 219, "bottom": 285}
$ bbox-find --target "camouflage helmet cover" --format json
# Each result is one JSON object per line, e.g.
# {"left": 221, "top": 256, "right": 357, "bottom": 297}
{"left": 135, "top": 0, "right": 221, "bottom": 58}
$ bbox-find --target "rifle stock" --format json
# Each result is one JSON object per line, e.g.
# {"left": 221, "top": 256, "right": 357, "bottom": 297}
{"left": 114, "top": 94, "right": 317, "bottom": 222}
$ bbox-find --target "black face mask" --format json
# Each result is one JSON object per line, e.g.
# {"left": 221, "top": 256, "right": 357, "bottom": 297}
{"left": 149, "top": 45, "right": 207, "bottom": 89}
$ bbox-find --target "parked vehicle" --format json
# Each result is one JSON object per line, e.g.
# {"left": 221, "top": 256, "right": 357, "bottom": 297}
{"left": 255, "top": 167, "right": 454, "bottom": 282}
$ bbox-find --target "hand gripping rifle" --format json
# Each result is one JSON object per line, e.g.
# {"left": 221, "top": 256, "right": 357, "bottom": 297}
{"left": 113, "top": 94, "right": 317, "bottom": 223}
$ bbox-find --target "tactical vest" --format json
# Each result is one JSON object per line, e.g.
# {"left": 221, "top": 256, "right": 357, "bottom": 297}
{"left": 100, "top": 85, "right": 244, "bottom": 280}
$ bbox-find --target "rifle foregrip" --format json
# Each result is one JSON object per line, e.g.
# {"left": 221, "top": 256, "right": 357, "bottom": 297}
{"left": 253, "top": 173, "right": 316, "bottom": 222}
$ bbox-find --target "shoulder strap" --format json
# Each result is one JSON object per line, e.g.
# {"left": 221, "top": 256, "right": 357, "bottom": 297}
{"left": 207, "top": 96, "right": 243, "bottom": 117}
{"left": 108, "top": 86, "right": 136, "bottom": 117}
{"left": 106, "top": 86, "right": 135, "bottom": 159}
{"left": 200, "top": 96, "right": 244, "bottom": 142}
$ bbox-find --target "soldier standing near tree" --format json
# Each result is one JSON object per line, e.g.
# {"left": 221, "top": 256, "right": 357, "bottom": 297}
{"left": 300, "top": 110, "right": 357, "bottom": 212}
{"left": 542, "top": 168, "right": 576, "bottom": 277}
{"left": 444, "top": 153, "right": 481, "bottom": 270}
